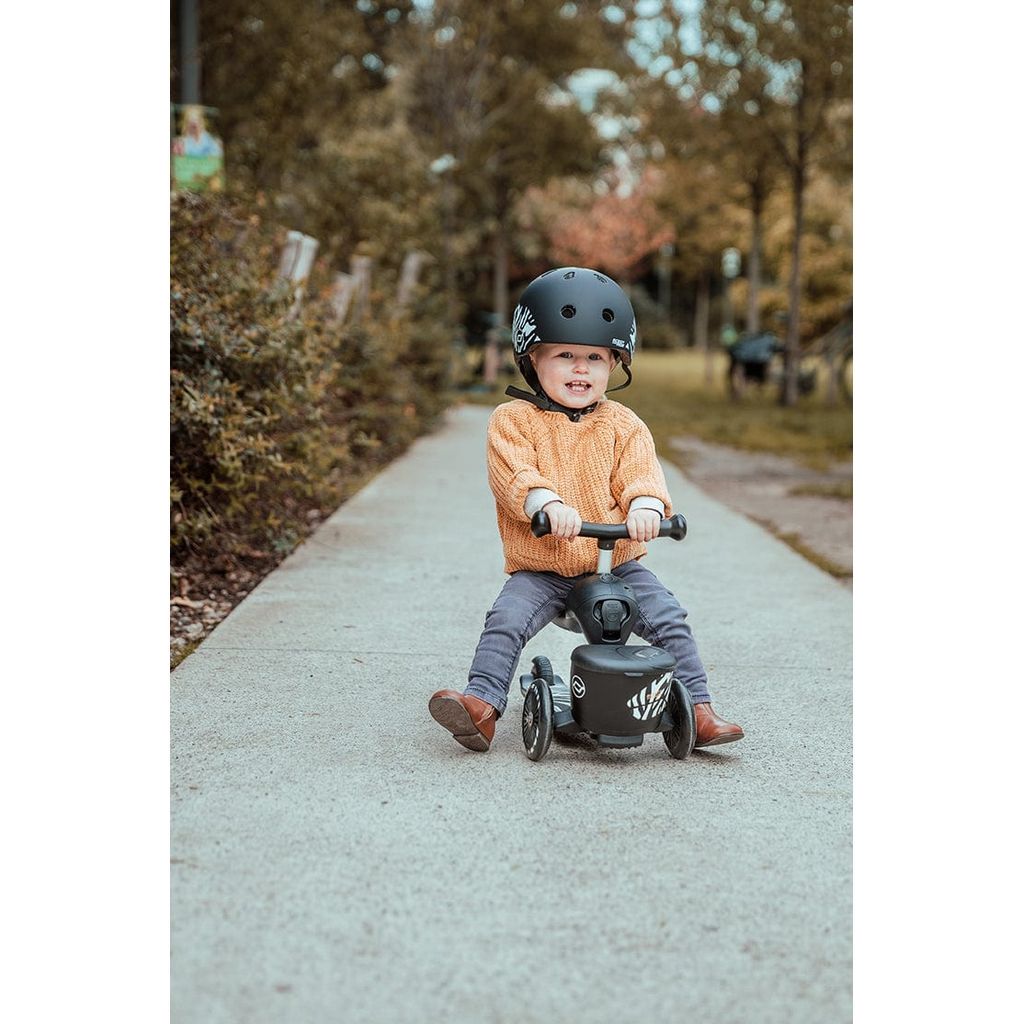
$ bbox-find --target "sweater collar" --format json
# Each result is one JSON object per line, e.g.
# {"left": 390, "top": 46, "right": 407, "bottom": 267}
{"left": 504, "top": 385, "right": 599, "bottom": 422}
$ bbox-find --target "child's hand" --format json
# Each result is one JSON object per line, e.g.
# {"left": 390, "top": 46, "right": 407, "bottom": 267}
{"left": 626, "top": 508, "right": 662, "bottom": 543}
{"left": 543, "top": 501, "right": 582, "bottom": 541}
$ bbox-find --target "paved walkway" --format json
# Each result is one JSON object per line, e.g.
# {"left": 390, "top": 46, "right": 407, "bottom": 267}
{"left": 171, "top": 404, "right": 852, "bottom": 1024}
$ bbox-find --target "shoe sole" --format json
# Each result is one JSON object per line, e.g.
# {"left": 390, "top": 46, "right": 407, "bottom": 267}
{"left": 695, "top": 731, "right": 744, "bottom": 748}
{"left": 428, "top": 695, "right": 491, "bottom": 752}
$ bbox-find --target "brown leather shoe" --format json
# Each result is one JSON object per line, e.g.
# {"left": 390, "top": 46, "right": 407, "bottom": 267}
{"left": 694, "top": 702, "right": 744, "bottom": 748}
{"left": 428, "top": 690, "right": 498, "bottom": 752}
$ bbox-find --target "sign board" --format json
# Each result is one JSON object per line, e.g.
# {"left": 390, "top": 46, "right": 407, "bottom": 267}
{"left": 172, "top": 105, "right": 225, "bottom": 192}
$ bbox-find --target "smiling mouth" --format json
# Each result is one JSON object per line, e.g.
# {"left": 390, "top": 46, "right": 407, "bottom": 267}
{"left": 564, "top": 381, "right": 591, "bottom": 394}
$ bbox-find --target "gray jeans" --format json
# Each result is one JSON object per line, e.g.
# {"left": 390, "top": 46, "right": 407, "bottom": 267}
{"left": 464, "top": 560, "right": 711, "bottom": 716}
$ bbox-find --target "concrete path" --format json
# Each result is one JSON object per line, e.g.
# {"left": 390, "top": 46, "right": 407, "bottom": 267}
{"left": 171, "top": 404, "right": 852, "bottom": 1024}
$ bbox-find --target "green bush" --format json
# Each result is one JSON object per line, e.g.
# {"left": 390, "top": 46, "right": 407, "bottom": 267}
{"left": 171, "top": 191, "right": 450, "bottom": 561}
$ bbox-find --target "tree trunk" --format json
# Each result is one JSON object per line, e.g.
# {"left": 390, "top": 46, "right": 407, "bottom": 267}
{"left": 441, "top": 174, "right": 457, "bottom": 329}
{"left": 484, "top": 220, "right": 509, "bottom": 386}
{"left": 747, "top": 190, "right": 763, "bottom": 336}
{"left": 695, "top": 273, "right": 712, "bottom": 386}
{"left": 782, "top": 158, "right": 806, "bottom": 406}
{"left": 180, "top": 0, "right": 201, "bottom": 104}
{"left": 493, "top": 221, "right": 509, "bottom": 327}
{"left": 824, "top": 349, "right": 839, "bottom": 406}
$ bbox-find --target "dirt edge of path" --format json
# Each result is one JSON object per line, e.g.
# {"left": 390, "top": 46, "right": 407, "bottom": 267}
{"left": 668, "top": 436, "right": 852, "bottom": 588}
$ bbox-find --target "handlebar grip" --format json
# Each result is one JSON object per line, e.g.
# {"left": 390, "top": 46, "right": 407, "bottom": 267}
{"left": 530, "top": 510, "right": 687, "bottom": 541}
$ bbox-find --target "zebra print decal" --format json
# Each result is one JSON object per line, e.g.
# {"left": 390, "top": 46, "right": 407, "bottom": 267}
{"left": 626, "top": 671, "right": 673, "bottom": 721}
{"left": 512, "top": 303, "right": 540, "bottom": 354}
{"left": 552, "top": 676, "right": 572, "bottom": 713}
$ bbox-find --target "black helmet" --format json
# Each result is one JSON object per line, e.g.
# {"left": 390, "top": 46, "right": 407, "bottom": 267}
{"left": 511, "top": 267, "right": 637, "bottom": 394}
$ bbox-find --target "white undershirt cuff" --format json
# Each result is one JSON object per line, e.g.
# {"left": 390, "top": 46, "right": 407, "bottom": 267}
{"left": 524, "top": 488, "right": 564, "bottom": 518}
{"left": 628, "top": 496, "right": 666, "bottom": 515}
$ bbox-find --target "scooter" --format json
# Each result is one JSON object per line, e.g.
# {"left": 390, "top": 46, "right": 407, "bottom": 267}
{"left": 520, "top": 509, "right": 697, "bottom": 762}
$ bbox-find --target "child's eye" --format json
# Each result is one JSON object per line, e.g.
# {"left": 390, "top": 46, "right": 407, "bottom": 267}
{"left": 589, "top": 353, "right": 606, "bottom": 361}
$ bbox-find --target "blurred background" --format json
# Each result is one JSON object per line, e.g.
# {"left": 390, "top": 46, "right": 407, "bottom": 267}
{"left": 170, "top": 0, "right": 852, "bottom": 662}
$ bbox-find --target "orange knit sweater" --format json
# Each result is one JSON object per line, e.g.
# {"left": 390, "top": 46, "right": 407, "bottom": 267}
{"left": 487, "top": 399, "right": 673, "bottom": 576}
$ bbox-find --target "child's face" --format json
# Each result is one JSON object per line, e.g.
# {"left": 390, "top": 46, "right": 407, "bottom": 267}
{"left": 530, "top": 344, "right": 614, "bottom": 408}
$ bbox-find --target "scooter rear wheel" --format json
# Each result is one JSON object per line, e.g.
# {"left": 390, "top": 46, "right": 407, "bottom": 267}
{"left": 522, "top": 679, "right": 554, "bottom": 762}
{"left": 664, "top": 679, "right": 696, "bottom": 760}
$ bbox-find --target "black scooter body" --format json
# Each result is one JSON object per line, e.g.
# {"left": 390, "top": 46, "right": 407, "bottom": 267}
{"left": 569, "top": 644, "right": 676, "bottom": 736}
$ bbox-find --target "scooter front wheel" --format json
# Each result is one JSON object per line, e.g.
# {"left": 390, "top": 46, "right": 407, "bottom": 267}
{"left": 521, "top": 655, "right": 555, "bottom": 697}
{"left": 664, "top": 679, "right": 696, "bottom": 760}
{"left": 531, "top": 656, "right": 554, "bottom": 684}
{"left": 522, "top": 679, "right": 554, "bottom": 762}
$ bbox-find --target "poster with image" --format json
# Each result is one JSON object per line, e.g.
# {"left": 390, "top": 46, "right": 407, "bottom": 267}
{"left": 171, "top": 105, "right": 224, "bottom": 192}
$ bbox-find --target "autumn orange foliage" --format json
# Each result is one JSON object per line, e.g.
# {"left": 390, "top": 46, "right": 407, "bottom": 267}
{"left": 520, "top": 170, "right": 674, "bottom": 282}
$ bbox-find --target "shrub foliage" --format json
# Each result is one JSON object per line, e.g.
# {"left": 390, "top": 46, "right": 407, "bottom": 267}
{"left": 171, "top": 191, "right": 449, "bottom": 562}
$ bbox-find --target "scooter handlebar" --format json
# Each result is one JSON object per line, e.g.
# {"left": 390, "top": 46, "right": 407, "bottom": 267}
{"left": 530, "top": 510, "right": 687, "bottom": 542}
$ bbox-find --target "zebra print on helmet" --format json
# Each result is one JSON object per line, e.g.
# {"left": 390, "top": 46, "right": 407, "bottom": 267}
{"left": 512, "top": 303, "right": 540, "bottom": 355}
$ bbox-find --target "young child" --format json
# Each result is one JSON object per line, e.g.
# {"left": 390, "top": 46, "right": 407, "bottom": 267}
{"left": 429, "top": 266, "right": 744, "bottom": 752}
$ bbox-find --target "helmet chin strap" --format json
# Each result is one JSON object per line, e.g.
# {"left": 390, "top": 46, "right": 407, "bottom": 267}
{"left": 505, "top": 362, "right": 632, "bottom": 421}
{"left": 503, "top": 385, "right": 596, "bottom": 422}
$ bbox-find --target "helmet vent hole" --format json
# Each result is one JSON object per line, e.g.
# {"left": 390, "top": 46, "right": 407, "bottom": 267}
{"left": 560, "top": 304, "right": 576, "bottom": 319}
{"left": 562, "top": 270, "right": 575, "bottom": 279}
{"left": 602, "top": 308, "right": 615, "bottom": 322}
{"left": 593, "top": 273, "right": 608, "bottom": 283}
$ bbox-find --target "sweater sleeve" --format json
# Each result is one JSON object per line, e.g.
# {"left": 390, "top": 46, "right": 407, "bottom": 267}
{"left": 487, "top": 405, "right": 559, "bottom": 521}
{"left": 611, "top": 414, "right": 672, "bottom": 516}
